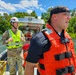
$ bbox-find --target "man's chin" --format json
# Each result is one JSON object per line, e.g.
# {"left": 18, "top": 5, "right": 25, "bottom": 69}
{"left": 62, "top": 27, "right": 68, "bottom": 30}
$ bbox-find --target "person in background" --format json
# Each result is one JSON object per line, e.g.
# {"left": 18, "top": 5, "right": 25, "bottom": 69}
{"left": 22, "top": 43, "right": 30, "bottom": 69}
{"left": 25, "top": 30, "right": 32, "bottom": 42}
{"left": 2, "top": 17, "right": 25, "bottom": 75}
{"left": 24, "top": 6, "right": 76, "bottom": 75}
{"left": 22, "top": 43, "right": 39, "bottom": 75}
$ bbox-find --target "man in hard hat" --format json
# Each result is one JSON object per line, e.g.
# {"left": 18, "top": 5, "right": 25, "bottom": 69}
{"left": 24, "top": 6, "right": 76, "bottom": 75}
{"left": 2, "top": 17, "right": 25, "bottom": 75}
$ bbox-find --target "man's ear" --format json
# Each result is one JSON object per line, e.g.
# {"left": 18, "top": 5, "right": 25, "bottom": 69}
{"left": 10, "top": 22, "right": 13, "bottom": 25}
{"left": 52, "top": 14, "right": 57, "bottom": 20}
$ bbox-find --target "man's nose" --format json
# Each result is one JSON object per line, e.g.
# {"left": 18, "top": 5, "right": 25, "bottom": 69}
{"left": 67, "top": 15, "right": 71, "bottom": 20}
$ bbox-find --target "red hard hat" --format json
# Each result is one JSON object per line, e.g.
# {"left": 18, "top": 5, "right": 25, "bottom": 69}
{"left": 22, "top": 43, "right": 30, "bottom": 50}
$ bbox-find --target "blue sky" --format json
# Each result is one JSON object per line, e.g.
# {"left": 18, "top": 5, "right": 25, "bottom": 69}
{"left": 0, "top": 0, "right": 76, "bottom": 18}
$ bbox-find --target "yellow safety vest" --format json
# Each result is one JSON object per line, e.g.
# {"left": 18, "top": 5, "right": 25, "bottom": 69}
{"left": 7, "top": 29, "right": 23, "bottom": 49}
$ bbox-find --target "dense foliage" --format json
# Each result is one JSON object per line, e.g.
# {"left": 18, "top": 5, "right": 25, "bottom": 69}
{"left": 0, "top": 9, "right": 76, "bottom": 38}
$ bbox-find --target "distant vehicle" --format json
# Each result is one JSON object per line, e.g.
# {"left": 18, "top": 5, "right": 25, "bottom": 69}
{"left": 18, "top": 16, "right": 45, "bottom": 43}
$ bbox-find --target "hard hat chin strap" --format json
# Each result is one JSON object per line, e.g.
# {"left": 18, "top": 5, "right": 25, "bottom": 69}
{"left": 12, "top": 22, "right": 17, "bottom": 29}
{"left": 12, "top": 25, "right": 17, "bottom": 29}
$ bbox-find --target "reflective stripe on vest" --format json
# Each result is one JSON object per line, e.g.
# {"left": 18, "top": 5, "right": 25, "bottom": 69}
{"left": 38, "top": 24, "right": 75, "bottom": 75}
{"left": 7, "top": 29, "right": 23, "bottom": 49}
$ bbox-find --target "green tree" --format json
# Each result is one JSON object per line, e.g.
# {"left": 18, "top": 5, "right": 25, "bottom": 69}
{"left": 41, "top": 7, "right": 52, "bottom": 23}
{"left": 30, "top": 11, "right": 38, "bottom": 18}
{"left": 68, "top": 16, "right": 76, "bottom": 33}
{"left": 41, "top": 7, "right": 52, "bottom": 28}
{"left": 13, "top": 12, "right": 25, "bottom": 18}
{"left": 71, "top": 8, "right": 76, "bottom": 17}
{"left": 23, "top": 12, "right": 30, "bottom": 16}
{"left": 0, "top": 19, "right": 10, "bottom": 33}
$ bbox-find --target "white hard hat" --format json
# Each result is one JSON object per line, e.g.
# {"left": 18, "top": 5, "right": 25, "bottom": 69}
{"left": 10, "top": 17, "right": 19, "bottom": 23}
